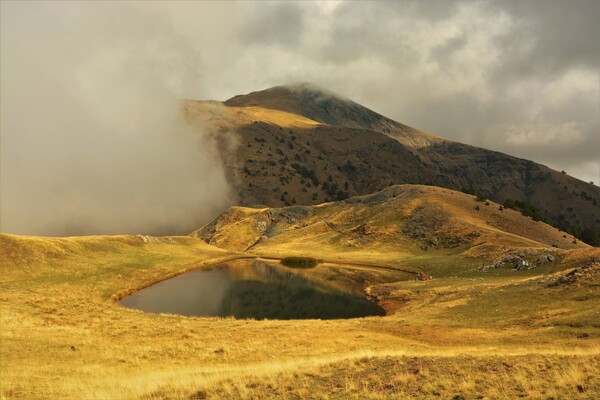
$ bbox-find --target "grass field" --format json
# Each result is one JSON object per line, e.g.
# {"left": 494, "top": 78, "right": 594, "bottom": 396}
{"left": 1, "top": 232, "right": 599, "bottom": 399}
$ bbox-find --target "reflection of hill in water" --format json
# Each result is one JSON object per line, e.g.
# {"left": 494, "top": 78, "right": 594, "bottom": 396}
{"left": 224, "top": 261, "right": 294, "bottom": 283}
{"left": 225, "top": 260, "right": 328, "bottom": 287}
{"left": 217, "top": 262, "right": 384, "bottom": 320}
{"left": 119, "top": 260, "right": 386, "bottom": 320}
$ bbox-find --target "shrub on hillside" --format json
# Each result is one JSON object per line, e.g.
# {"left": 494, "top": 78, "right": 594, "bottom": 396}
{"left": 280, "top": 257, "right": 319, "bottom": 268}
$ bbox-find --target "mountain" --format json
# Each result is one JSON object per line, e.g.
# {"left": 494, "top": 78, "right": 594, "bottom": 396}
{"left": 224, "top": 82, "right": 442, "bottom": 148}
{"left": 185, "top": 83, "right": 600, "bottom": 245}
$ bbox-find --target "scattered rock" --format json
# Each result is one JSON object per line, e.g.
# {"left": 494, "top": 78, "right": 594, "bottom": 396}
{"left": 136, "top": 235, "right": 172, "bottom": 244}
{"left": 503, "top": 254, "right": 522, "bottom": 264}
{"left": 515, "top": 260, "right": 533, "bottom": 270}
{"left": 538, "top": 254, "right": 555, "bottom": 265}
{"left": 478, "top": 249, "right": 557, "bottom": 271}
{"left": 547, "top": 261, "right": 600, "bottom": 288}
{"left": 478, "top": 261, "right": 503, "bottom": 271}
{"left": 427, "top": 237, "right": 439, "bottom": 246}
{"left": 137, "top": 235, "right": 157, "bottom": 244}
{"left": 254, "top": 219, "right": 268, "bottom": 233}
{"left": 351, "top": 223, "right": 372, "bottom": 236}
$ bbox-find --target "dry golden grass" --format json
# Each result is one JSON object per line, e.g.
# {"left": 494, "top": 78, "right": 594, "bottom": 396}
{"left": 183, "top": 101, "right": 321, "bottom": 129}
{"left": 1, "top": 231, "right": 599, "bottom": 399}
{"left": 175, "top": 353, "right": 600, "bottom": 400}
{"left": 194, "top": 185, "right": 587, "bottom": 269}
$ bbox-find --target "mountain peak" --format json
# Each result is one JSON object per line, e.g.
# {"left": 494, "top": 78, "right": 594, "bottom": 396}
{"left": 272, "top": 82, "right": 351, "bottom": 103}
{"left": 224, "top": 82, "right": 395, "bottom": 131}
{"left": 223, "top": 83, "right": 442, "bottom": 149}
{"left": 226, "top": 82, "right": 348, "bottom": 106}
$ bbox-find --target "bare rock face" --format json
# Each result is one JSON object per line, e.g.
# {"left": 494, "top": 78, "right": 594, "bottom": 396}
{"left": 515, "top": 259, "right": 533, "bottom": 271}
{"left": 539, "top": 254, "right": 556, "bottom": 265}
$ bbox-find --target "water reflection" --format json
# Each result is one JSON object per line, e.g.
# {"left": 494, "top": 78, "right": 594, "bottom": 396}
{"left": 119, "top": 259, "right": 385, "bottom": 320}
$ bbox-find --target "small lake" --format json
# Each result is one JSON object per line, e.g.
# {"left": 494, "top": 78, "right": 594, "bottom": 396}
{"left": 119, "top": 259, "right": 385, "bottom": 320}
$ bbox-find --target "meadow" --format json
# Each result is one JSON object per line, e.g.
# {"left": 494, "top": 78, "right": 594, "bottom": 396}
{"left": 1, "top": 233, "right": 599, "bottom": 399}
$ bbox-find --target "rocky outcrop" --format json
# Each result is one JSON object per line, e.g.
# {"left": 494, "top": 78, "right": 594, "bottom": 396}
{"left": 478, "top": 249, "right": 557, "bottom": 271}
{"left": 546, "top": 261, "right": 600, "bottom": 287}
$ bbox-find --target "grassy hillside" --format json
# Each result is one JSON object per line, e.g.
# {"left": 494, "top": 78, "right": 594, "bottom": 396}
{"left": 193, "top": 184, "right": 586, "bottom": 264}
{"left": 1, "top": 225, "right": 599, "bottom": 398}
{"left": 185, "top": 84, "right": 600, "bottom": 245}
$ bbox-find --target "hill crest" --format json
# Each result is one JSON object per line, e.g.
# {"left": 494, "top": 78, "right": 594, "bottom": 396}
{"left": 223, "top": 83, "right": 442, "bottom": 148}
{"left": 192, "top": 184, "right": 587, "bottom": 258}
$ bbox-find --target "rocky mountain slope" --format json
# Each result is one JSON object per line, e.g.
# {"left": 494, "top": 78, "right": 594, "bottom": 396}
{"left": 186, "top": 83, "right": 600, "bottom": 245}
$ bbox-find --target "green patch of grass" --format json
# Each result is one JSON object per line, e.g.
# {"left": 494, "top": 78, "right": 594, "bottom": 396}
{"left": 280, "top": 256, "right": 319, "bottom": 268}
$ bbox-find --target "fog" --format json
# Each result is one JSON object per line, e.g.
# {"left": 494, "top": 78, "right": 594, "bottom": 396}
{"left": 0, "top": 3, "right": 233, "bottom": 236}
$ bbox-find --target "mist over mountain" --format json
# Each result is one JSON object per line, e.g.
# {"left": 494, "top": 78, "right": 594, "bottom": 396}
{"left": 0, "top": 2, "right": 234, "bottom": 236}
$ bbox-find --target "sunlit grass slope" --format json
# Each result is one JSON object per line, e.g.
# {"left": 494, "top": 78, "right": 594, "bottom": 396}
{"left": 184, "top": 101, "right": 322, "bottom": 128}
{"left": 2, "top": 198, "right": 600, "bottom": 399}
{"left": 194, "top": 184, "right": 586, "bottom": 264}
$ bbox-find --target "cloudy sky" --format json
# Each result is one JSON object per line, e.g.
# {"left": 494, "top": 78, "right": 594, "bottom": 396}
{"left": 179, "top": 0, "right": 599, "bottom": 182}
{"left": 1, "top": 1, "right": 598, "bottom": 235}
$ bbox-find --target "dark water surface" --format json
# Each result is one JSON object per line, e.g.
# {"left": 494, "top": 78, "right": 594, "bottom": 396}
{"left": 119, "top": 259, "right": 385, "bottom": 320}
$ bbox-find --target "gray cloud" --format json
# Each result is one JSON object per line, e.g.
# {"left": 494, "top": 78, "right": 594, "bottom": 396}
{"left": 2, "top": 1, "right": 598, "bottom": 236}
{"left": 239, "top": 2, "right": 305, "bottom": 49}
{"left": 0, "top": 2, "right": 234, "bottom": 236}
{"left": 489, "top": 0, "right": 600, "bottom": 81}
{"left": 317, "top": 1, "right": 599, "bottom": 183}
